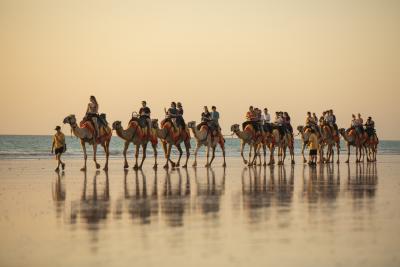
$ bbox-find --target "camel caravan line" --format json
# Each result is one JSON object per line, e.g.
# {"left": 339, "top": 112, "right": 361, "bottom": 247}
{"left": 62, "top": 111, "right": 379, "bottom": 171}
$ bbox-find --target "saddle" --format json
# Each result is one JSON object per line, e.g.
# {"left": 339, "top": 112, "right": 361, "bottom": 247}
{"left": 130, "top": 116, "right": 147, "bottom": 128}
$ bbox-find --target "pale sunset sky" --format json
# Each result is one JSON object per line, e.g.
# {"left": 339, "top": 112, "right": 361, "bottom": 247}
{"left": 0, "top": 0, "right": 399, "bottom": 139}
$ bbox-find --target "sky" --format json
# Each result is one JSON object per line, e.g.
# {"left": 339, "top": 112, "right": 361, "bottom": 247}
{"left": 0, "top": 0, "right": 399, "bottom": 139}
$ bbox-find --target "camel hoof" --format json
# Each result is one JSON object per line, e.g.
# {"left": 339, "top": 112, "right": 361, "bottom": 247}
{"left": 171, "top": 162, "right": 176, "bottom": 168}
{"left": 96, "top": 164, "right": 101, "bottom": 169}
{"left": 103, "top": 166, "right": 108, "bottom": 171}
{"left": 80, "top": 167, "right": 86, "bottom": 172}
{"left": 192, "top": 163, "right": 197, "bottom": 167}
{"left": 163, "top": 164, "right": 169, "bottom": 169}
{"left": 291, "top": 160, "right": 295, "bottom": 165}
{"left": 222, "top": 163, "right": 227, "bottom": 167}
{"left": 133, "top": 165, "right": 138, "bottom": 170}
{"left": 303, "top": 159, "right": 307, "bottom": 163}
{"left": 124, "top": 164, "right": 129, "bottom": 169}
{"left": 243, "top": 160, "right": 248, "bottom": 165}
{"left": 263, "top": 162, "right": 267, "bottom": 166}
{"left": 182, "top": 164, "right": 187, "bottom": 168}
{"left": 205, "top": 164, "right": 209, "bottom": 167}
{"left": 336, "top": 160, "right": 340, "bottom": 164}
{"left": 153, "top": 164, "right": 158, "bottom": 170}
{"left": 345, "top": 160, "right": 349, "bottom": 163}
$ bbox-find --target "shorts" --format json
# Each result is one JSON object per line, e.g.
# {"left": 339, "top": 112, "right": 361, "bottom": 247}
{"left": 309, "top": 149, "right": 317, "bottom": 156}
{"left": 55, "top": 147, "right": 65, "bottom": 155}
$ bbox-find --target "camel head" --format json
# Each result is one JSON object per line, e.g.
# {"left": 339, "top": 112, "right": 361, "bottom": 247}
{"left": 112, "top": 121, "right": 122, "bottom": 131}
{"left": 187, "top": 121, "right": 196, "bottom": 128}
{"left": 151, "top": 119, "right": 159, "bottom": 129}
{"left": 338, "top": 128, "right": 346, "bottom": 135}
{"left": 297, "top": 125, "right": 304, "bottom": 133}
{"left": 231, "top": 124, "right": 240, "bottom": 133}
{"left": 63, "top": 114, "right": 76, "bottom": 125}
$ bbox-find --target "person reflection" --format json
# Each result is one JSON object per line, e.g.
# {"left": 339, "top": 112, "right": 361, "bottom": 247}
{"left": 195, "top": 167, "right": 225, "bottom": 215}
{"left": 161, "top": 169, "right": 191, "bottom": 227}
{"left": 302, "top": 164, "right": 340, "bottom": 206}
{"left": 125, "top": 169, "right": 158, "bottom": 225}
{"left": 52, "top": 170, "right": 66, "bottom": 219}
{"left": 70, "top": 170, "right": 110, "bottom": 229}
{"left": 347, "top": 162, "right": 378, "bottom": 199}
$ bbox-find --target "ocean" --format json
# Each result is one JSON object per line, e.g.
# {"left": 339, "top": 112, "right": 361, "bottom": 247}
{"left": 0, "top": 135, "right": 398, "bottom": 159}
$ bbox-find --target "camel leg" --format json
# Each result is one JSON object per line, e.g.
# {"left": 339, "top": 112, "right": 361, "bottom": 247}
{"left": 268, "top": 145, "right": 275, "bottom": 165}
{"left": 176, "top": 144, "right": 183, "bottom": 167}
{"left": 192, "top": 143, "right": 201, "bottom": 167}
{"left": 123, "top": 142, "right": 129, "bottom": 169}
{"left": 282, "top": 146, "right": 287, "bottom": 165}
{"left": 209, "top": 146, "right": 216, "bottom": 167}
{"left": 302, "top": 143, "right": 307, "bottom": 163}
{"left": 336, "top": 143, "right": 340, "bottom": 164}
{"left": 80, "top": 140, "right": 87, "bottom": 171}
{"left": 205, "top": 145, "right": 210, "bottom": 167}
{"left": 240, "top": 142, "right": 248, "bottom": 165}
{"left": 153, "top": 144, "right": 158, "bottom": 169}
{"left": 103, "top": 141, "right": 109, "bottom": 171}
{"left": 346, "top": 144, "right": 350, "bottom": 163}
{"left": 138, "top": 143, "right": 147, "bottom": 169}
{"left": 248, "top": 145, "right": 252, "bottom": 166}
{"left": 290, "top": 145, "right": 295, "bottom": 164}
{"left": 133, "top": 145, "right": 139, "bottom": 169}
{"left": 221, "top": 144, "right": 226, "bottom": 167}
{"left": 93, "top": 143, "right": 100, "bottom": 169}
{"left": 262, "top": 144, "right": 267, "bottom": 166}
{"left": 182, "top": 142, "right": 190, "bottom": 168}
{"left": 164, "top": 144, "right": 172, "bottom": 169}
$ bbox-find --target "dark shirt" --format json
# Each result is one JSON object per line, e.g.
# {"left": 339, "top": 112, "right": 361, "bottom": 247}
{"left": 201, "top": 111, "right": 211, "bottom": 122}
{"left": 167, "top": 107, "right": 178, "bottom": 118}
{"left": 177, "top": 108, "right": 183, "bottom": 117}
{"left": 139, "top": 107, "right": 151, "bottom": 117}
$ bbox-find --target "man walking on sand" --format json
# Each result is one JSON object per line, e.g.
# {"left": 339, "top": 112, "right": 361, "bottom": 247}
{"left": 51, "top": 126, "right": 66, "bottom": 172}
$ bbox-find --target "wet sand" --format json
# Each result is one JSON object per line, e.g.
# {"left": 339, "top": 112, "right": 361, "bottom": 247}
{"left": 0, "top": 155, "right": 399, "bottom": 267}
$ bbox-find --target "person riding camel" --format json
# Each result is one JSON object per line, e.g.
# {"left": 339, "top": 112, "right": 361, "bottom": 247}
{"left": 86, "top": 95, "right": 100, "bottom": 139}
{"left": 242, "top": 106, "right": 256, "bottom": 131}
{"left": 210, "top": 106, "right": 220, "bottom": 134}
{"left": 197, "top": 106, "right": 211, "bottom": 130}
{"left": 274, "top": 112, "right": 284, "bottom": 138}
{"left": 164, "top": 102, "right": 178, "bottom": 127}
{"left": 356, "top": 113, "right": 364, "bottom": 136}
{"left": 176, "top": 102, "right": 186, "bottom": 129}
{"left": 283, "top": 112, "right": 293, "bottom": 135}
{"left": 346, "top": 114, "right": 357, "bottom": 135}
{"left": 261, "top": 108, "right": 272, "bottom": 133}
{"left": 139, "top": 100, "right": 151, "bottom": 135}
{"left": 365, "top": 116, "right": 376, "bottom": 138}
{"left": 254, "top": 108, "right": 262, "bottom": 132}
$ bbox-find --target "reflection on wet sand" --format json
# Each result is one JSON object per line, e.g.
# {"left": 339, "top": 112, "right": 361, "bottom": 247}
{"left": 241, "top": 165, "right": 294, "bottom": 225}
{"left": 161, "top": 169, "right": 191, "bottom": 227}
{"left": 194, "top": 167, "right": 225, "bottom": 215}
{"left": 70, "top": 171, "right": 110, "bottom": 229}
{"left": 347, "top": 163, "right": 378, "bottom": 199}
{"left": 302, "top": 164, "right": 341, "bottom": 205}
{"left": 52, "top": 171, "right": 66, "bottom": 219}
{"left": 123, "top": 169, "right": 159, "bottom": 225}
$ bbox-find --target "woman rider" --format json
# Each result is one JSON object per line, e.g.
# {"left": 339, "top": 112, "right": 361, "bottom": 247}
{"left": 197, "top": 106, "right": 211, "bottom": 130}
{"left": 86, "top": 95, "right": 99, "bottom": 138}
{"left": 176, "top": 102, "right": 186, "bottom": 128}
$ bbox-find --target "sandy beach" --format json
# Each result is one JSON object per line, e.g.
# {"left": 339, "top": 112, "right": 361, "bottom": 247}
{"left": 0, "top": 155, "right": 399, "bottom": 267}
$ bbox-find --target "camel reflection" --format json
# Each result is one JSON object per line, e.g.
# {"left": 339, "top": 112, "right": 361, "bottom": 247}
{"left": 241, "top": 165, "right": 294, "bottom": 225}
{"left": 121, "top": 169, "right": 159, "bottom": 224}
{"left": 194, "top": 167, "right": 226, "bottom": 215}
{"left": 302, "top": 164, "right": 341, "bottom": 205}
{"left": 347, "top": 163, "right": 378, "bottom": 199}
{"left": 52, "top": 171, "right": 66, "bottom": 219}
{"left": 70, "top": 170, "right": 110, "bottom": 228}
{"left": 161, "top": 169, "right": 191, "bottom": 227}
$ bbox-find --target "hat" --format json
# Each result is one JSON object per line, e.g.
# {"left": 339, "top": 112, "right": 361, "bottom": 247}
{"left": 55, "top": 126, "right": 61, "bottom": 131}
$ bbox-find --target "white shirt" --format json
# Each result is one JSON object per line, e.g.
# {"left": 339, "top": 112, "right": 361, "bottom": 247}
{"left": 261, "top": 113, "right": 271, "bottom": 124}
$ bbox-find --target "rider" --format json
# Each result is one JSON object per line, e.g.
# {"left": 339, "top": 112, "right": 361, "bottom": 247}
{"left": 164, "top": 102, "right": 178, "bottom": 127}
{"left": 254, "top": 108, "right": 262, "bottom": 132}
{"left": 283, "top": 112, "right": 293, "bottom": 135}
{"left": 210, "top": 106, "right": 220, "bottom": 133}
{"left": 355, "top": 113, "right": 364, "bottom": 135}
{"left": 261, "top": 108, "right": 271, "bottom": 133}
{"left": 274, "top": 111, "right": 284, "bottom": 138}
{"left": 197, "top": 106, "right": 211, "bottom": 130}
{"left": 86, "top": 95, "right": 100, "bottom": 138}
{"left": 176, "top": 102, "right": 186, "bottom": 129}
{"left": 242, "top": 106, "right": 256, "bottom": 130}
{"left": 139, "top": 100, "right": 151, "bottom": 134}
{"left": 364, "top": 116, "right": 375, "bottom": 137}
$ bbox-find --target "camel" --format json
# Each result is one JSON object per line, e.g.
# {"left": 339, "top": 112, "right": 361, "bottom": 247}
{"left": 319, "top": 124, "right": 340, "bottom": 164}
{"left": 153, "top": 119, "right": 191, "bottom": 169}
{"left": 270, "top": 129, "right": 294, "bottom": 165}
{"left": 63, "top": 114, "right": 111, "bottom": 171}
{"left": 230, "top": 124, "right": 261, "bottom": 166}
{"left": 297, "top": 125, "right": 313, "bottom": 163}
{"left": 339, "top": 128, "right": 368, "bottom": 163}
{"left": 364, "top": 133, "right": 379, "bottom": 162}
{"left": 187, "top": 121, "right": 226, "bottom": 167}
{"left": 255, "top": 131, "right": 274, "bottom": 166}
{"left": 112, "top": 119, "right": 158, "bottom": 170}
